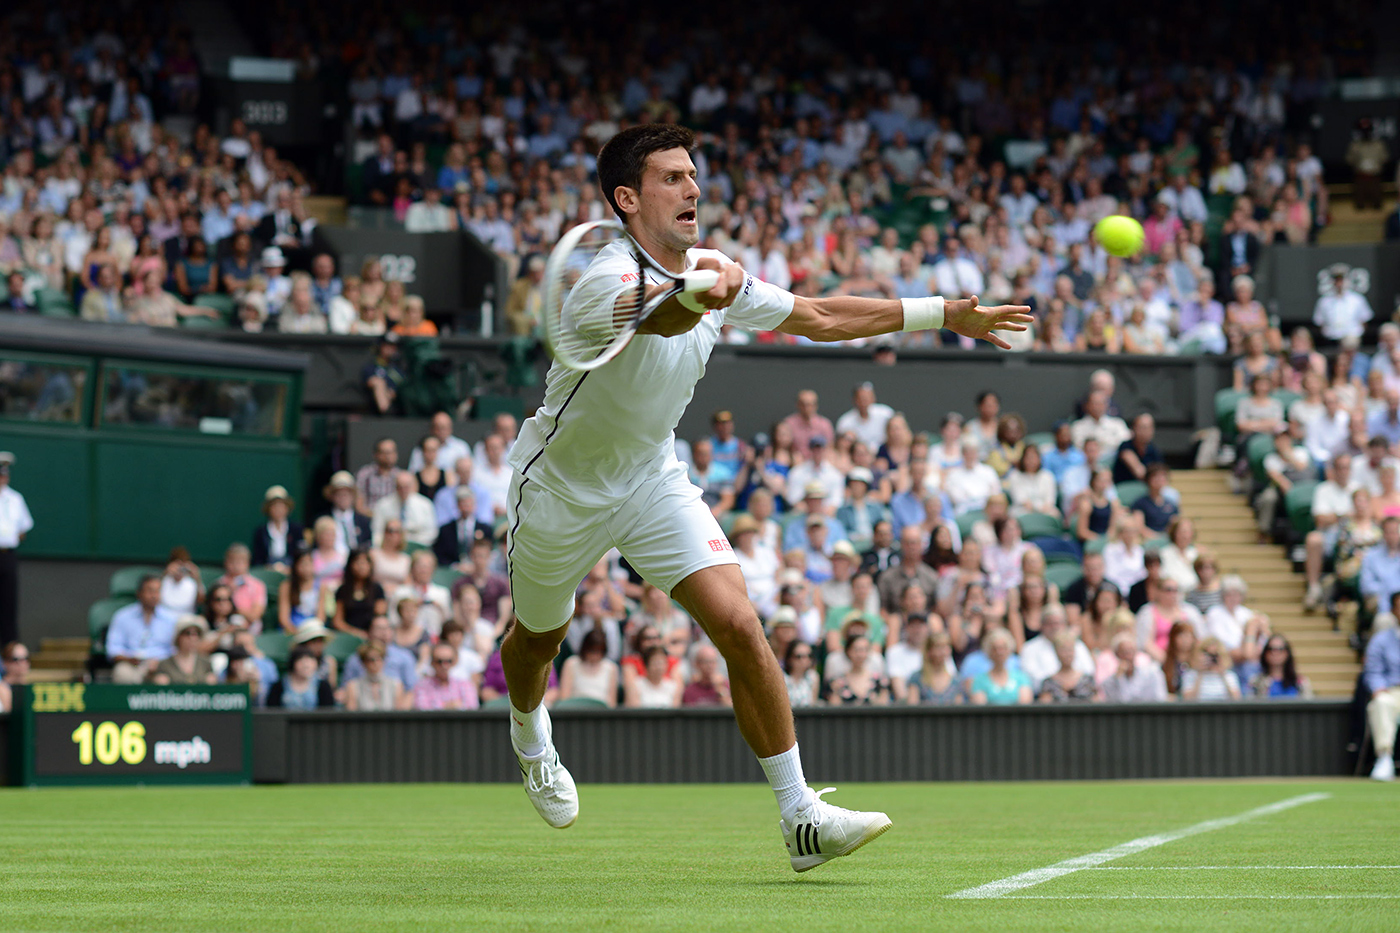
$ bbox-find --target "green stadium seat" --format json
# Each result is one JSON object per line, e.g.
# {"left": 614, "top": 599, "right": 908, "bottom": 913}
{"left": 432, "top": 567, "right": 463, "bottom": 589}
{"left": 35, "top": 287, "right": 77, "bottom": 317}
{"left": 1144, "top": 536, "right": 1168, "bottom": 553}
{"left": 1215, "top": 389, "right": 1247, "bottom": 443}
{"left": 1044, "top": 563, "right": 1083, "bottom": 592}
{"left": 88, "top": 597, "right": 131, "bottom": 651}
{"left": 250, "top": 567, "right": 286, "bottom": 629}
{"left": 1115, "top": 482, "right": 1148, "bottom": 509}
{"left": 474, "top": 393, "right": 526, "bottom": 422}
{"left": 1272, "top": 390, "right": 1302, "bottom": 422}
{"left": 1017, "top": 513, "right": 1064, "bottom": 540}
{"left": 1286, "top": 482, "right": 1320, "bottom": 537}
{"left": 326, "top": 632, "right": 365, "bottom": 665}
{"left": 481, "top": 696, "right": 512, "bottom": 711}
{"left": 1083, "top": 537, "right": 1108, "bottom": 555}
{"left": 404, "top": 541, "right": 431, "bottom": 555}
{"left": 200, "top": 566, "right": 226, "bottom": 591}
{"left": 180, "top": 314, "right": 228, "bottom": 330}
{"left": 193, "top": 293, "right": 236, "bottom": 320}
{"left": 256, "top": 632, "right": 292, "bottom": 666}
{"left": 1246, "top": 432, "right": 1276, "bottom": 487}
{"left": 109, "top": 566, "right": 165, "bottom": 598}
{"left": 955, "top": 510, "right": 985, "bottom": 540}
{"left": 1024, "top": 432, "right": 1054, "bottom": 451}
{"left": 552, "top": 696, "right": 610, "bottom": 710}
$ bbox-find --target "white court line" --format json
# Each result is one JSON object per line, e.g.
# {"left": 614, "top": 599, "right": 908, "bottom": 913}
{"left": 1004, "top": 895, "right": 1400, "bottom": 900}
{"left": 1085, "top": 865, "right": 1400, "bottom": 871}
{"left": 946, "top": 792, "right": 1331, "bottom": 900}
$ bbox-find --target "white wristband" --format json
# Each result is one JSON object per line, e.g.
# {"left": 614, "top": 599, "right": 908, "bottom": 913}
{"left": 901, "top": 296, "right": 945, "bottom": 332}
{"left": 677, "top": 290, "right": 707, "bottom": 314}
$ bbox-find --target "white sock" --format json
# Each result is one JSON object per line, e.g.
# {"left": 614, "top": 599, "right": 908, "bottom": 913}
{"left": 759, "top": 743, "right": 815, "bottom": 822}
{"left": 510, "top": 700, "right": 549, "bottom": 758}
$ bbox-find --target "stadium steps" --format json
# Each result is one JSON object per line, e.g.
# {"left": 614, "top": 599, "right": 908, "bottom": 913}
{"left": 26, "top": 637, "right": 90, "bottom": 683}
{"left": 1317, "top": 182, "right": 1397, "bottom": 246}
{"left": 1174, "top": 468, "right": 1360, "bottom": 697}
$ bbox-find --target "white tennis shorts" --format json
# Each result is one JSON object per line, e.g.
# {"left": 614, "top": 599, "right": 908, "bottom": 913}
{"left": 505, "top": 460, "right": 737, "bottom": 633}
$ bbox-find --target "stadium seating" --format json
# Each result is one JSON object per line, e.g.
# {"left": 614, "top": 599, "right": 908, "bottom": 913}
{"left": 87, "top": 597, "right": 129, "bottom": 653}
{"left": 1017, "top": 513, "right": 1064, "bottom": 540}
{"left": 256, "top": 632, "right": 292, "bottom": 667}
{"left": 108, "top": 567, "right": 165, "bottom": 598}
{"left": 1114, "top": 482, "right": 1148, "bottom": 509}
{"left": 1043, "top": 563, "right": 1084, "bottom": 592}
{"left": 1286, "top": 482, "right": 1319, "bottom": 538}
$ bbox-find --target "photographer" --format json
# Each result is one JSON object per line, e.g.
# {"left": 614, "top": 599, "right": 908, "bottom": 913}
{"left": 1179, "top": 637, "right": 1243, "bottom": 701}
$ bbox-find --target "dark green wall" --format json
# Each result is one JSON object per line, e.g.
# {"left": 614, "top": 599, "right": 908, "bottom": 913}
{"left": 3, "top": 424, "right": 301, "bottom": 564}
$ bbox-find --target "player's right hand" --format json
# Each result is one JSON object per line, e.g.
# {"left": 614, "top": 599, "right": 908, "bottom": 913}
{"left": 691, "top": 256, "right": 745, "bottom": 311}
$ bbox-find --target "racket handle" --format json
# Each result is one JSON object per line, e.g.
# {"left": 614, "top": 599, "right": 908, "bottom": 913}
{"left": 681, "top": 269, "right": 720, "bottom": 293}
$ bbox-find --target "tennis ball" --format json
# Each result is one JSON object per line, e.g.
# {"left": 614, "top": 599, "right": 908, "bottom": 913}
{"left": 1094, "top": 215, "right": 1145, "bottom": 258}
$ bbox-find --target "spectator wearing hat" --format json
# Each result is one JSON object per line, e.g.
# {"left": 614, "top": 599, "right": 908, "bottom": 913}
{"left": 836, "top": 467, "right": 891, "bottom": 553}
{"left": 258, "top": 247, "right": 292, "bottom": 318}
{"left": 782, "top": 482, "right": 849, "bottom": 551}
{"left": 785, "top": 433, "right": 845, "bottom": 512}
{"left": 251, "top": 485, "right": 305, "bottom": 571}
{"left": 291, "top": 622, "right": 340, "bottom": 686}
{"left": 266, "top": 646, "right": 337, "bottom": 709}
{"left": 434, "top": 486, "right": 487, "bottom": 567}
{"left": 106, "top": 575, "right": 179, "bottom": 684}
{"left": 0, "top": 451, "right": 33, "bottom": 647}
{"left": 835, "top": 382, "right": 895, "bottom": 452}
{"left": 732, "top": 513, "right": 781, "bottom": 618}
{"left": 708, "top": 410, "right": 745, "bottom": 485}
{"left": 321, "top": 471, "right": 372, "bottom": 551}
{"left": 149, "top": 615, "right": 216, "bottom": 685}
{"left": 1313, "top": 264, "right": 1373, "bottom": 344}
{"left": 766, "top": 606, "right": 799, "bottom": 667}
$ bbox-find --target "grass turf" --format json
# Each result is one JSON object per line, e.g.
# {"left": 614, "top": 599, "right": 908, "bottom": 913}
{"left": 3, "top": 779, "right": 1397, "bottom": 932}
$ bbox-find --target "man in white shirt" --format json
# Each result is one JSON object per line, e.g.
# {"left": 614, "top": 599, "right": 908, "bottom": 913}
{"left": 0, "top": 452, "right": 34, "bottom": 646}
{"left": 1018, "top": 605, "right": 1095, "bottom": 691}
{"left": 998, "top": 174, "right": 1040, "bottom": 227}
{"left": 371, "top": 471, "right": 438, "bottom": 547}
{"left": 407, "top": 411, "right": 473, "bottom": 471}
{"left": 885, "top": 613, "right": 932, "bottom": 683}
{"left": 834, "top": 382, "right": 894, "bottom": 451}
{"left": 496, "top": 124, "right": 1029, "bottom": 860}
{"left": 785, "top": 436, "right": 846, "bottom": 512}
{"left": 931, "top": 236, "right": 984, "bottom": 298}
{"left": 1303, "top": 389, "right": 1350, "bottom": 467}
{"left": 1313, "top": 264, "right": 1373, "bottom": 343}
{"left": 944, "top": 437, "right": 1002, "bottom": 515}
{"left": 472, "top": 433, "right": 513, "bottom": 526}
{"left": 473, "top": 412, "right": 519, "bottom": 464}
{"left": 1157, "top": 174, "right": 1208, "bottom": 225}
{"left": 390, "top": 552, "right": 453, "bottom": 634}
{"left": 1305, "top": 452, "right": 1359, "bottom": 609}
{"left": 1072, "top": 391, "right": 1132, "bottom": 461}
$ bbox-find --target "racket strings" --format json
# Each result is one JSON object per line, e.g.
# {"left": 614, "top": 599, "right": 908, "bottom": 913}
{"left": 548, "top": 227, "right": 647, "bottom": 366}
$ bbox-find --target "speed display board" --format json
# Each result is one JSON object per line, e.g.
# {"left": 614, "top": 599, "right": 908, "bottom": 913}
{"left": 12, "top": 684, "right": 252, "bottom": 786}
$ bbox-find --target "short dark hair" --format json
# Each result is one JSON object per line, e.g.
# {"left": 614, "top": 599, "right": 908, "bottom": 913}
{"left": 596, "top": 124, "right": 696, "bottom": 223}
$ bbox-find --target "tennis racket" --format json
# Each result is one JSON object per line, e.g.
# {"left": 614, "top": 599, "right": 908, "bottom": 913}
{"left": 540, "top": 219, "right": 720, "bottom": 371}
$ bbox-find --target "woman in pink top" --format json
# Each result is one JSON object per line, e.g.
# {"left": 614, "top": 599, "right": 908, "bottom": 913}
{"left": 1134, "top": 578, "right": 1203, "bottom": 662}
{"left": 412, "top": 643, "right": 480, "bottom": 710}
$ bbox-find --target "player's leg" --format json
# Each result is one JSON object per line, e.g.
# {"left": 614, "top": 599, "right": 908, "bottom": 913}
{"left": 614, "top": 468, "right": 891, "bottom": 870}
{"left": 670, "top": 563, "right": 793, "bottom": 756}
{"left": 503, "top": 473, "right": 612, "bottom": 827}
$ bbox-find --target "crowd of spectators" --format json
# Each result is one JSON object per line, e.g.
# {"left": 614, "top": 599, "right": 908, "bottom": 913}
{"left": 92, "top": 380, "right": 1320, "bottom": 708}
{"left": 3, "top": 1, "right": 1383, "bottom": 356}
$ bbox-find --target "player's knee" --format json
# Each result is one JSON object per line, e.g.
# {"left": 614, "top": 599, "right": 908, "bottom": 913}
{"left": 1305, "top": 530, "right": 1322, "bottom": 547}
{"left": 703, "top": 603, "right": 764, "bottom": 653}
{"left": 505, "top": 622, "right": 565, "bottom": 665}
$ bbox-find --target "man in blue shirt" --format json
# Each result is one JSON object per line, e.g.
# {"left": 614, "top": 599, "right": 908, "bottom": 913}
{"left": 1367, "top": 389, "right": 1400, "bottom": 450}
{"left": 105, "top": 575, "right": 177, "bottom": 684}
{"left": 341, "top": 615, "right": 419, "bottom": 689}
{"left": 708, "top": 410, "right": 744, "bottom": 485}
{"left": 1361, "top": 518, "right": 1400, "bottom": 623}
{"left": 1364, "top": 614, "right": 1400, "bottom": 780}
{"left": 1040, "top": 421, "right": 1085, "bottom": 486}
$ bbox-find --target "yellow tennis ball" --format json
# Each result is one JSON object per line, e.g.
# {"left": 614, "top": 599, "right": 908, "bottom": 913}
{"left": 1094, "top": 215, "right": 1145, "bottom": 258}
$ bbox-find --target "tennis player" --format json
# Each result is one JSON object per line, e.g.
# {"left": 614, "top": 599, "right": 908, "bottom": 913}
{"left": 503, "top": 124, "right": 1031, "bottom": 872}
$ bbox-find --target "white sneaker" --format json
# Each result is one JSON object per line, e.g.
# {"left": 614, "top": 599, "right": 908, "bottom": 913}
{"left": 1304, "top": 583, "right": 1323, "bottom": 611}
{"left": 1371, "top": 754, "right": 1396, "bottom": 782}
{"left": 781, "top": 786, "right": 892, "bottom": 873}
{"left": 512, "top": 709, "right": 579, "bottom": 828}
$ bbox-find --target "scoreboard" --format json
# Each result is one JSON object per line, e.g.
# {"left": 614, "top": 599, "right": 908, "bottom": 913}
{"left": 12, "top": 684, "right": 252, "bottom": 786}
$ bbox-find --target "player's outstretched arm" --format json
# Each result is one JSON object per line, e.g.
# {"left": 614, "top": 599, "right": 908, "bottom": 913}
{"left": 778, "top": 293, "right": 1033, "bottom": 349}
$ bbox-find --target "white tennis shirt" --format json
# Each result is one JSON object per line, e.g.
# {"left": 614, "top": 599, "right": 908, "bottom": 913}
{"left": 509, "top": 240, "right": 794, "bottom": 508}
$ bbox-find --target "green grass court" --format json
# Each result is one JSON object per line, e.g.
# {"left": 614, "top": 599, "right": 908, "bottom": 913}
{"left": 4, "top": 780, "right": 1397, "bottom": 932}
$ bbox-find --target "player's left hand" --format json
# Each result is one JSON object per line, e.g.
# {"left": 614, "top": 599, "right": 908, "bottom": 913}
{"left": 943, "top": 296, "right": 1034, "bottom": 350}
{"left": 691, "top": 256, "right": 745, "bottom": 311}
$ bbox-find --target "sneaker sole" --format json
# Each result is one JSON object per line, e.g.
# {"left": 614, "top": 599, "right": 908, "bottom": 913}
{"left": 790, "top": 816, "right": 893, "bottom": 873}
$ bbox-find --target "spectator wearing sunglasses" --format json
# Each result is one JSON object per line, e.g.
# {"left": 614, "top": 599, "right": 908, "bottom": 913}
{"left": 412, "top": 643, "right": 479, "bottom": 710}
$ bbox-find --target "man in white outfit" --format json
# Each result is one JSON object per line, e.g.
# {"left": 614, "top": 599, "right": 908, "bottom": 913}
{"left": 500, "top": 124, "right": 1030, "bottom": 871}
